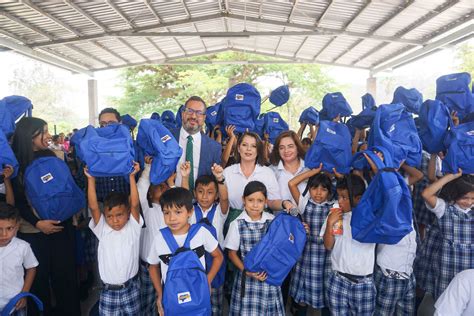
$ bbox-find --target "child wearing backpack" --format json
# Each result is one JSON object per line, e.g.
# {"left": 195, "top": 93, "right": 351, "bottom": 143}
{"left": 288, "top": 163, "right": 333, "bottom": 316}
{"left": 421, "top": 169, "right": 474, "bottom": 300}
{"left": 147, "top": 187, "right": 224, "bottom": 316}
{"left": 85, "top": 162, "right": 143, "bottom": 315}
{"left": 322, "top": 174, "right": 375, "bottom": 316}
{"left": 137, "top": 156, "right": 173, "bottom": 315}
{"left": 181, "top": 162, "right": 229, "bottom": 315}
{"left": 224, "top": 180, "right": 285, "bottom": 315}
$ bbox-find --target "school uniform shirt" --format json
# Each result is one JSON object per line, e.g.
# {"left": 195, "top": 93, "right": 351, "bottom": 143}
{"left": 189, "top": 203, "right": 228, "bottom": 246}
{"left": 320, "top": 211, "right": 375, "bottom": 276}
{"left": 427, "top": 197, "right": 472, "bottom": 219}
{"left": 89, "top": 214, "right": 143, "bottom": 284}
{"left": 224, "top": 211, "right": 275, "bottom": 251}
{"left": 271, "top": 159, "right": 308, "bottom": 205}
{"left": 435, "top": 269, "right": 474, "bottom": 316}
{"left": 175, "top": 127, "right": 201, "bottom": 187}
{"left": 0, "top": 237, "right": 39, "bottom": 310}
{"left": 376, "top": 225, "right": 417, "bottom": 275}
{"left": 137, "top": 164, "right": 167, "bottom": 261}
{"left": 147, "top": 226, "right": 218, "bottom": 283}
{"left": 223, "top": 164, "right": 281, "bottom": 210}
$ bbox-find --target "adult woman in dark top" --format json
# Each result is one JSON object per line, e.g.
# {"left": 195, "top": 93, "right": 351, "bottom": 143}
{"left": 12, "top": 117, "right": 80, "bottom": 316}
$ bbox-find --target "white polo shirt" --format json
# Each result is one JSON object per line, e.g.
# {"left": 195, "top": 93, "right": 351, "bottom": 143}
{"left": 223, "top": 163, "right": 281, "bottom": 210}
{"left": 376, "top": 226, "right": 417, "bottom": 275}
{"left": 320, "top": 211, "right": 375, "bottom": 276}
{"left": 435, "top": 269, "right": 474, "bottom": 316}
{"left": 176, "top": 127, "right": 201, "bottom": 187}
{"left": 146, "top": 226, "right": 218, "bottom": 283}
{"left": 90, "top": 214, "right": 143, "bottom": 284}
{"left": 224, "top": 211, "right": 274, "bottom": 251}
{"left": 271, "top": 159, "right": 308, "bottom": 205}
{"left": 189, "top": 203, "right": 228, "bottom": 246}
{"left": 427, "top": 197, "right": 472, "bottom": 219}
{"left": 0, "top": 237, "right": 39, "bottom": 310}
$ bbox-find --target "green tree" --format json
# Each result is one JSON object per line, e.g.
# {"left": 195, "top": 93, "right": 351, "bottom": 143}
{"left": 456, "top": 42, "right": 474, "bottom": 80}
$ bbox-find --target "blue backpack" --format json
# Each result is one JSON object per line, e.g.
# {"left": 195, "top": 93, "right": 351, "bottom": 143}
{"left": 418, "top": 100, "right": 451, "bottom": 154}
{"left": 121, "top": 114, "right": 137, "bottom": 130}
{"left": 320, "top": 92, "right": 353, "bottom": 120}
{"left": 1, "top": 292, "right": 43, "bottom": 316}
{"left": 299, "top": 106, "right": 319, "bottom": 125}
{"left": 305, "top": 120, "right": 352, "bottom": 174}
{"left": 442, "top": 120, "right": 474, "bottom": 174}
{"left": 136, "top": 119, "right": 182, "bottom": 185}
{"left": 194, "top": 203, "right": 226, "bottom": 288}
{"left": 351, "top": 148, "right": 413, "bottom": 244}
{"left": 269, "top": 85, "right": 290, "bottom": 106}
{"left": 436, "top": 72, "right": 474, "bottom": 117}
{"left": 263, "top": 112, "right": 289, "bottom": 144}
{"left": 161, "top": 224, "right": 211, "bottom": 316}
{"left": 349, "top": 93, "right": 378, "bottom": 129}
{"left": 0, "top": 130, "right": 19, "bottom": 179}
{"left": 368, "top": 103, "right": 422, "bottom": 167}
{"left": 150, "top": 112, "right": 161, "bottom": 120}
{"left": 205, "top": 103, "right": 221, "bottom": 133}
{"left": 244, "top": 212, "right": 307, "bottom": 286}
{"left": 78, "top": 124, "right": 135, "bottom": 177}
{"left": 24, "top": 156, "right": 85, "bottom": 222}
{"left": 161, "top": 110, "right": 177, "bottom": 130}
{"left": 175, "top": 105, "right": 184, "bottom": 128}
{"left": 1, "top": 95, "right": 33, "bottom": 122}
{"left": 392, "top": 86, "right": 423, "bottom": 114}
{"left": 222, "top": 83, "right": 261, "bottom": 133}
{"left": 0, "top": 99, "right": 16, "bottom": 137}
{"left": 254, "top": 113, "right": 265, "bottom": 138}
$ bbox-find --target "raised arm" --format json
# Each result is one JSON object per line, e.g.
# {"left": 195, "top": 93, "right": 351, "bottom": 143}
{"left": 221, "top": 125, "right": 236, "bottom": 167}
{"left": 3, "top": 165, "right": 15, "bottom": 206}
{"left": 84, "top": 167, "right": 101, "bottom": 225}
{"left": 422, "top": 169, "right": 462, "bottom": 209}
{"left": 352, "top": 128, "right": 362, "bottom": 154}
{"left": 211, "top": 163, "right": 229, "bottom": 215}
{"left": 179, "top": 161, "right": 191, "bottom": 190}
{"left": 427, "top": 153, "right": 438, "bottom": 183}
{"left": 129, "top": 162, "right": 140, "bottom": 221}
{"left": 297, "top": 122, "right": 307, "bottom": 140}
{"left": 288, "top": 163, "right": 323, "bottom": 204}
{"left": 400, "top": 162, "right": 424, "bottom": 185}
{"left": 323, "top": 208, "right": 342, "bottom": 250}
{"left": 137, "top": 157, "right": 152, "bottom": 207}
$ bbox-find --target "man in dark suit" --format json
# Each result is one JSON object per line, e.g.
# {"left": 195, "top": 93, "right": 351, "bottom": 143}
{"left": 170, "top": 96, "right": 222, "bottom": 189}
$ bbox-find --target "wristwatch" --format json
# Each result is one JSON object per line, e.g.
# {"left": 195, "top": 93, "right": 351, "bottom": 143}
{"left": 217, "top": 177, "right": 226, "bottom": 184}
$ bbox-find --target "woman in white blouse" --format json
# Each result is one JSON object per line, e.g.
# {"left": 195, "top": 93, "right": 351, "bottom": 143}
{"left": 270, "top": 131, "right": 308, "bottom": 205}
{"left": 223, "top": 132, "right": 294, "bottom": 227}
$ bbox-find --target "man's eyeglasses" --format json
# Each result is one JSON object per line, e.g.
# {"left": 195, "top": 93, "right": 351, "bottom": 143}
{"left": 99, "top": 121, "right": 119, "bottom": 128}
{"left": 183, "top": 107, "right": 206, "bottom": 116}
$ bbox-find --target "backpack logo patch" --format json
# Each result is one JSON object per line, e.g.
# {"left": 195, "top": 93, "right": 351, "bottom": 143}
{"left": 273, "top": 118, "right": 279, "bottom": 123}
{"left": 41, "top": 173, "right": 54, "bottom": 184}
{"left": 389, "top": 124, "right": 396, "bottom": 133}
{"left": 326, "top": 128, "right": 336, "bottom": 135}
{"left": 211, "top": 111, "right": 217, "bottom": 116}
{"left": 235, "top": 94, "right": 244, "bottom": 101}
{"left": 161, "top": 135, "right": 171, "bottom": 143}
{"left": 467, "top": 130, "right": 474, "bottom": 136}
{"left": 178, "top": 291, "right": 192, "bottom": 304}
{"left": 288, "top": 233, "right": 294, "bottom": 244}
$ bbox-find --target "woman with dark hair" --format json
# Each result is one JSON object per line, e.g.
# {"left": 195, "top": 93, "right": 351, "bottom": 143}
{"left": 11, "top": 117, "right": 80, "bottom": 316}
{"left": 270, "top": 130, "right": 308, "bottom": 205}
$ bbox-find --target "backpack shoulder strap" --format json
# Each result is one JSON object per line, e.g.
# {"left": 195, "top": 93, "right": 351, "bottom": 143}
{"left": 160, "top": 227, "right": 180, "bottom": 254}
{"left": 194, "top": 203, "right": 203, "bottom": 222}
{"left": 2, "top": 292, "right": 43, "bottom": 316}
{"left": 183, "top": 224, "right": 202, "bottom": 250}
{"left": 206, "top": 203, "right": 218, "bottom": 223}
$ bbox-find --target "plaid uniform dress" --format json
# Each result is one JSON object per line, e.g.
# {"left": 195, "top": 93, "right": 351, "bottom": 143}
{"left": 373, "top": 267, "right": 416, "bottom": 316}
{"left": 99, "top": 277, "right": 140, "bottom": 315}
{"left": 327, "top": 271, "right": 376, "bottom": 316}
{"left": 139, "top": 261, "right": 157, "bottom": 316}
{"left": 433, "top": 205, "right": 474, "bottom": 300}
{"left": 413, "top": 223, "right": 441, "bottom": 294}
{"left": 412, "top": 152, "right": 436, "bottom": 226}
{"left": 211, "top": 286, "right": 224, "bottom": 316}
{"left": 289, "top": 200, "right": 331, "bottom": 308}
{"left": 229, "top": 219, "right": 285, "bottom": 315}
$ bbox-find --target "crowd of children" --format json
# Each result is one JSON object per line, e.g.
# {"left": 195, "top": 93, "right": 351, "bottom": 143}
{"left": 1, "top": 88, "right": 473, "bottom": 316}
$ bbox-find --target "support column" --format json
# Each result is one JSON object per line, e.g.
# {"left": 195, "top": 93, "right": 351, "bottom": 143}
{"left": 366, "top": 76, "right": 377, "bottom": 97}
{"left": 88, "top": 79, "right": 98, "bottom": 126}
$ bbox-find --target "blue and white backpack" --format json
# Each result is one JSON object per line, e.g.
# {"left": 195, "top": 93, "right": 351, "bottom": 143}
{"left": 436, "top": 72, "right": 474, "bottom": 118}
{"left": 194, "top": 203, "right": 226, "bottom": 288}
{"left": 161, "top": 110, "right": 177, "bottom": 130}
{"left": 244, "top": 212, "right": 306, "bottom": 286}
{"left": 320, "top": 92, "right": 352, "bottom": 121}
{"left": 0, "top": 130, "right": 19, "bottom": 179}
{"left": 263, "top": 112, "right": 289, "bottom": 144}
{"left": 24, "top": 156, "right": 85, "bottom": 222}
{"left": 418, "top": 99, "right": 451, "bottom": 154}
{"left": 299, "top": 106, "right": 319, "bottom": 125}
{"left": 222, "top": 83, "right": 261, "bottom": 133}
{"left": 442, "top": 120, "right": 474, "bottom": 174}
{"left": 392, "top": 86, "right": 423, "bottom": 114}
{"left": 161, "top": 224, "right": 211, "bottom": 316}
{"left": 269, "top": 85, "right": 290, "bottom": 107}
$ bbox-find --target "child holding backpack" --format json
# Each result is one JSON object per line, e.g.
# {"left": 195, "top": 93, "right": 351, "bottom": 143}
{"left": 288, "top": 163, "right": 333, "bottom": 316}
{"left": 147, "top": 187, "right": 224, "bottom": 316}
{"left": 421, "top": 169, "right": 474, "bottom": 300}
{"left": 137, "top": 156, "right": 173, "bottom": 315}
{"left": 322, "top": 174, "right": 376, "bottom": 316}
{"left": 181, "top": 162, "right": 229, "bottom": 316}
{"left": 224, "top": 181, "right": 285, "bottom": 315}
{"left": 85, "top": 162, "right": 143, "bottom": 315}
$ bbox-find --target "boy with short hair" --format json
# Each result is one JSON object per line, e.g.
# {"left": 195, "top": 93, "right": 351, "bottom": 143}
{"left": 321, "top": 174, "right": 376, "bottom": 316}
{"left": 147, "top": 187, "right": 224, "bottom": 315}
{"left": 0, "top": 202, "right": 38, "bottom": 316}
{"left": 85, "top": 162, "right": 143, "bottom": 315}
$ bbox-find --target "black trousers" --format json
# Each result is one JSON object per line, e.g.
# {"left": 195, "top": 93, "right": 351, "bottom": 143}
{"left": 18, "top": 220, "right": 80, "bottom": 316}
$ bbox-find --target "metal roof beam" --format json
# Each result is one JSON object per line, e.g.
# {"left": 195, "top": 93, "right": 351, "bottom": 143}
{"left": 0, "top": 36, "right": 93, "bottom": 76}
{"left": 288, "top": 0, "right": 299, "bottom": 23}
{"left": 315, "top": 0, "right": 334, "bottom": 27}
{"left": 293, "top": 36, "right": 308, "bottom": 58}
{"left": 332, "top": 38, "right": 364, "bottom": 63}
{"left": 117, "top": 38, "right": 150, "bottom": 62}
{"left": 371, "top": 23, "right": 474, "bottom": 74}
{"left": 0, "top": 9, "right": 53, "bottom": 40}
{"left": 63, "top": 0, "right": 108, "bottom": 32}
{"left": 66, "top": 43, "right": 111, "bottom": 67}
{"left": 91, "top": 40, "right": 129, "bottom": 64}
{"left": 143, "top": 0, "right": 162, "bottom": 23}
{"left": 312, "top": 36, "right": 336, "bottom": 60}
{"left": 104, "top": 0, "right": 135, "bottom": 29}
{"left": 145, "top": 37, "right": 168, "bottom": 59}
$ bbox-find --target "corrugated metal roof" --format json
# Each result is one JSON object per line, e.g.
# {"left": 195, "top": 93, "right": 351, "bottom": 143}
{"left": 0, "top": 0, "right": 471, "bottom": 76}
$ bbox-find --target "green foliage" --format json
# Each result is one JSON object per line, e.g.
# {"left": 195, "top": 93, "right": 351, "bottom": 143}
{"left": 113, "top": 52, "right": 339, "bottom": 129}
{"left": 456, "top": 42, "right": 474, "bottom": 80}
